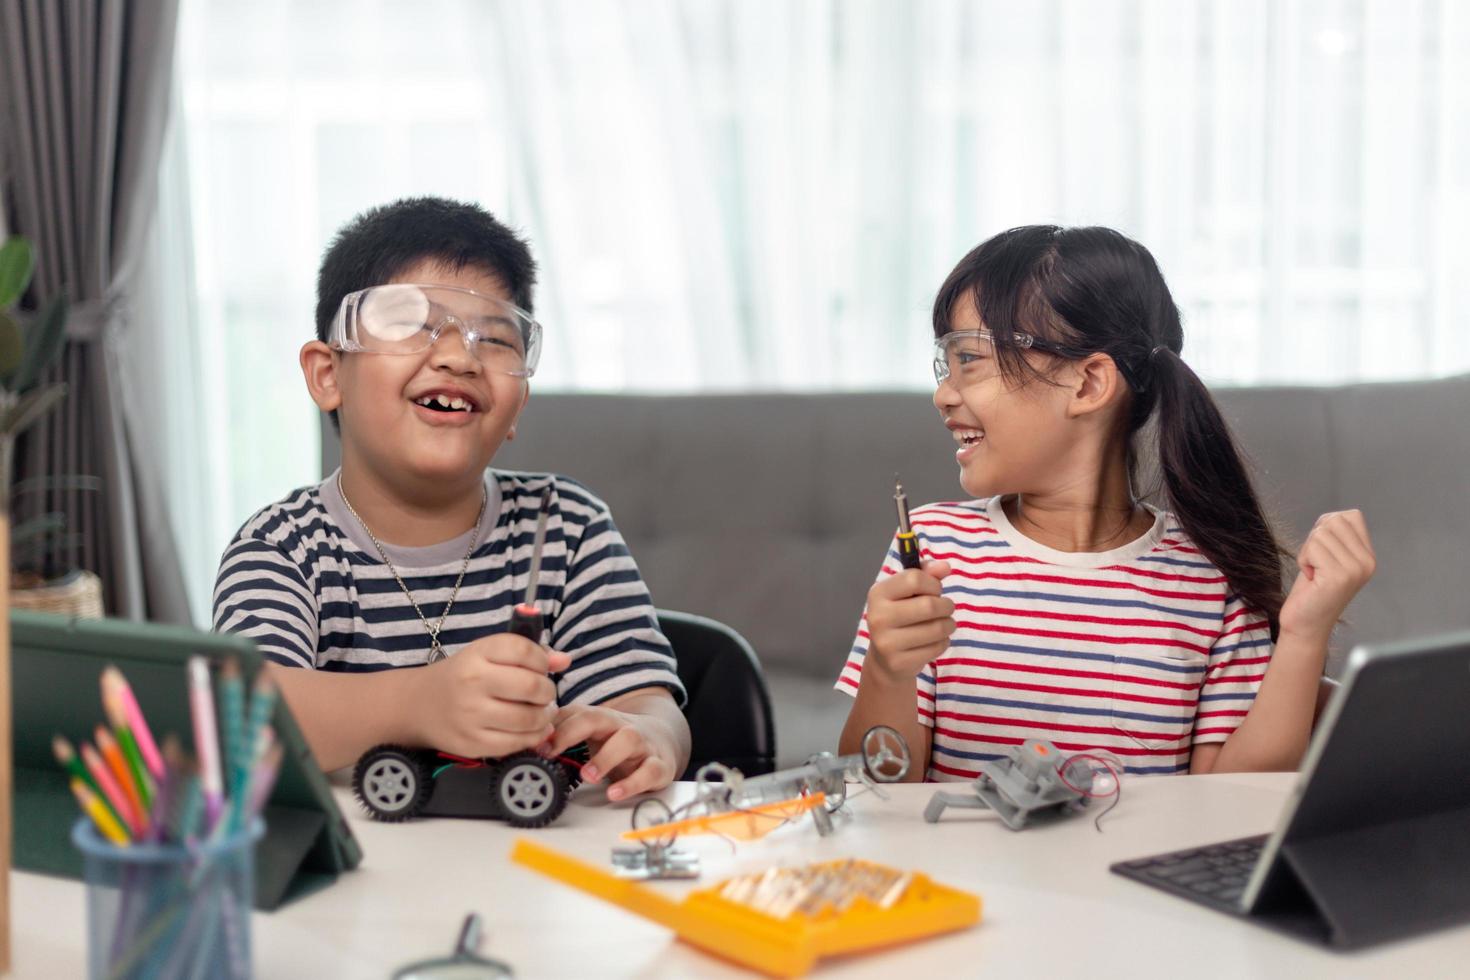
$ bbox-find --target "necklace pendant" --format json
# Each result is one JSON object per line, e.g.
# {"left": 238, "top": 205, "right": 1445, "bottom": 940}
{"left": 428, "top": 642, "right": 446, "bottom": 664}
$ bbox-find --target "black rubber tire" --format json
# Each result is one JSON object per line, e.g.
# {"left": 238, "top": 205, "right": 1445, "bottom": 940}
{"left": 489, "top": 753, "right": 571, "bottom": 828}
{"left": 353, "top": 744, "right": 433, "bottom": 822}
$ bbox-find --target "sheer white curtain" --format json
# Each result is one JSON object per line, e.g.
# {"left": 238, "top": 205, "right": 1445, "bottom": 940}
{"left": 166, "top": 0, "right": 1469, "bottom": 616}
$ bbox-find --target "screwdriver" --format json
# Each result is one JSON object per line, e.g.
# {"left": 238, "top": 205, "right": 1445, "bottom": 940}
{"left": 893, "top": 475, "right": 923, "bottom": 571}
{"left": 508, "top": 487, "right": 553, "bottom": 643}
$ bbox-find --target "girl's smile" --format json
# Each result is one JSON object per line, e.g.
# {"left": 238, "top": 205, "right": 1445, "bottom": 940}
{"left": 945, "top": 418, "right": 985, "bottom": 462}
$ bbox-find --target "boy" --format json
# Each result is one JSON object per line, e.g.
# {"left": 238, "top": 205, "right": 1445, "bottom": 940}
{"left": 213, "top": 196, "right": 689, "bottom": 802}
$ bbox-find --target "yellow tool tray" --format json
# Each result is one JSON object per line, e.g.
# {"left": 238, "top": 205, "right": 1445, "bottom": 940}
{"left": 511, "top": 839, "right": 981, "bottom": 977}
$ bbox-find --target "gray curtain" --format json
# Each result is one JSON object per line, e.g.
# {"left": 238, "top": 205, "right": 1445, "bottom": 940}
{"left": 0, "top": 0, "right": 190, "bottom": 623}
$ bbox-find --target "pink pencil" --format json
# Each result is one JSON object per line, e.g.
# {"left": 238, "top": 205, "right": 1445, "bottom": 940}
{"left": 102, "top": 666, "right": 165, "bottom": 780}
{"left": 247, "top": 741, "right": 285, "bottom": 819}
{"left": 80, "top": 741, "right": 145, "bottom": 836}
{"left": 187, "top": 657, "right": 226, "bottom": 826}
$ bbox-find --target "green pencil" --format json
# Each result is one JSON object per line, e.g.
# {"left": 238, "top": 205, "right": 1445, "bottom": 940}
{"left": 103, "top": 680, "right": 155, "bottom": 811}
{"left": 52, "top": 734, "right": 125, "bottom": 829}
{"left": 220, "top": 658, "right": 246, "bottom": 812}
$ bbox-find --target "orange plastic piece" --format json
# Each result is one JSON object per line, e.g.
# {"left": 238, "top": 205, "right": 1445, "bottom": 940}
{"left": 511, "top": 839, "right": 982, "bottom": 977}
{"left": 620, "top": 792, "right": 827, "bottom": 843}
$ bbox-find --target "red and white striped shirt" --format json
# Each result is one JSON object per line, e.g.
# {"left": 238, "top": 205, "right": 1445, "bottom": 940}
{"left": 836, "top": 496, "right": 1273, "bottom": 779}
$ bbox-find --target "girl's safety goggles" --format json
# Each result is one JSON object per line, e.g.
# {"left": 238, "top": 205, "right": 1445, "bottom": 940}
{"left": 330, "top": 283, "right": 542, "bottom": 378}
{"left": 932, "top": 329, "right": 1086, "bottom": 385}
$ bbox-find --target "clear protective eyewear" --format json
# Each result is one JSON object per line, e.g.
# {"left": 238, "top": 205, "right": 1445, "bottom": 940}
{"left": 330, "top": 283, "right": 542, "bottom": 378}
{"left": 932, "top": 329, "right": 1082, "bottom": 386}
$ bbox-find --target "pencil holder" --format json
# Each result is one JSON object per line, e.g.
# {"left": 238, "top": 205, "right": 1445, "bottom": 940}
{"left": 72, "top": 817, "right": 263, "bottom": 980}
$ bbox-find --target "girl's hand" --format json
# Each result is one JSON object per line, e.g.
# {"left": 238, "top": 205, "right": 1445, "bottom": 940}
{"left": 863, "top": 559, "right": 955, "bottom": 684}
{"left": 1279, "top": 510, "right": 1377, "bottom": 645}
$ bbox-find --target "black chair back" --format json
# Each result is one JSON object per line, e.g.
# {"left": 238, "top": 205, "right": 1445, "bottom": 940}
{"left": 658, "top": 609, "right": 776, "bottom": 778}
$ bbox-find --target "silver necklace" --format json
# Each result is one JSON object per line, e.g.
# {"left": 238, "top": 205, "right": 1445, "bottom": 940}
{"left": 337, "top": 474, "right": 488, "bottom": 664}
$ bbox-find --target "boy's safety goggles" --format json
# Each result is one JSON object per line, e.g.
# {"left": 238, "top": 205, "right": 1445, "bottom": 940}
{"left": 329, "top": 284, "right": 542, "bottom": 378}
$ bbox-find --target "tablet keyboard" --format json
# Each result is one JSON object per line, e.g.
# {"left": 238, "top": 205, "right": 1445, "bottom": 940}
{"left": 1111, "top": 833, "right": 1268, "bottom": 912}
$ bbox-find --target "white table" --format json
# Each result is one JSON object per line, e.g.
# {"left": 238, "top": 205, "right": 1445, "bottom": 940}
{"left": 11, "top": 773, "right": 1469, "bottom": 978}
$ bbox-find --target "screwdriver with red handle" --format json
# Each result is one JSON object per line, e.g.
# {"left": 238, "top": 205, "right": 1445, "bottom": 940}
{"left": 508, "top": 487, "right": 553, "bottom": 643}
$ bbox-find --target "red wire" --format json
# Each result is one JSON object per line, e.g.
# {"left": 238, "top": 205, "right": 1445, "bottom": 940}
{"left": 1055, "top": 753, "right": 1121, "bottom": 799}
{"left": 435, "top": 750, "right": 584, "bottom": 772}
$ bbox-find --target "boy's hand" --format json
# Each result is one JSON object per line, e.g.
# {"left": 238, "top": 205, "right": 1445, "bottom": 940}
{"left": 545, "top": 701, "right": 681, "bottom": 802}
{"left": 1279, "top": 510, "right": 1377, "bottom": 646}
{"left": 862, "top": 559, "right": 955, "bottom": 685}
{"left": 409, "top": 634, "right": 571, "bottom": 759}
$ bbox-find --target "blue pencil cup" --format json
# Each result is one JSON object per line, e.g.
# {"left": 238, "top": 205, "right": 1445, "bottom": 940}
{"left": 72, "top": 817, "right": 264, "bottom": 980}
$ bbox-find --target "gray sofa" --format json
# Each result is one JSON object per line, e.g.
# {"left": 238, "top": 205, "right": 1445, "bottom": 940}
{"left": 325, "top": 376, "right": 1470, "bottom": 766}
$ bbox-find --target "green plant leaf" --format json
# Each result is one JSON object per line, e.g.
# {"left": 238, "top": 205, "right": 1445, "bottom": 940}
{"left": 13, "top": 292, "right": 68, "bottom": 392}
{"left": 0, "top": 237, "right": 33, "bottom": 307}
{"left": 10, "top": 512, "right": 65, "bottom": 545}
{"left": 1, "top": 382, "right": 67, "bottom": 436}
{"left": 0, "top": 308, "right": 23, "bottom": 378}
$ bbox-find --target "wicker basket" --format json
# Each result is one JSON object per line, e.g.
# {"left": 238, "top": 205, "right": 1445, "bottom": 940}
{"left": 9, "top": 569, "right": 104, "bottom": 619}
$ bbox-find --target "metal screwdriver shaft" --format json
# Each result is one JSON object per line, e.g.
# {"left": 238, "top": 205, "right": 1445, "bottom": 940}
{"left": 893, "top": 475, "right": 923, "bottom": 570}
{"left": 508, "top": 487, "right": 553, "bottom": 642}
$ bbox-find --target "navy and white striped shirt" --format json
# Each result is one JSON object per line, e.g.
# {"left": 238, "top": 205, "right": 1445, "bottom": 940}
{"left": 213, "top": 470, "right": 684, "bottom": 708}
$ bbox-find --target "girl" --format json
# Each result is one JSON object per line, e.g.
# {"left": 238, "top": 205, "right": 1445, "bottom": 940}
{"left": 837, "top": 226, "right": 1375, "bottom": 778}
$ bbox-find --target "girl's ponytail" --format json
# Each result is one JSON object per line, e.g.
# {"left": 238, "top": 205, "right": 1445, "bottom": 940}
{"left": 1150, "top": 347, "right": 1288, "bottom": 637}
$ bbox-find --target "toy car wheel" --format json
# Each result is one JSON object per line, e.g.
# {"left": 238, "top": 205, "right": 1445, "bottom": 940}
{"left": 354, "top": 745, "right": 432, "bottom": 822}
{"left": 490, "top": 753, "right": 570, "bottom": 828}
{"left": 861, "top": 725, "right": 911, "bottom": 782}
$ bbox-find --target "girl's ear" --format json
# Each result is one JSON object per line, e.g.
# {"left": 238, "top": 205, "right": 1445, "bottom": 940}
{"left": 300, "top": 341, "right": 343, "bottom": 412}
{"left": 1064, "top": 352, "right": 1127, "bottom": 420}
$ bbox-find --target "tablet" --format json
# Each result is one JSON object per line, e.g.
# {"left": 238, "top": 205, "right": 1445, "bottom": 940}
{"left": 9, "top": 610, "right": 362, "bottom": 909}
{"left": 1113, "top": 630, "right": 1470, "bottom": 948}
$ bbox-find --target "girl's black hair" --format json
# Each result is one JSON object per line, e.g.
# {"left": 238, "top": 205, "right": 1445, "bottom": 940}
{"left": 933, "top": 225, "right": 1288, "bottom": 635}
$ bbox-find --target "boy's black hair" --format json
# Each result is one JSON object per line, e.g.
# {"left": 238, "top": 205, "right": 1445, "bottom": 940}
{"left": 316, "top": 196, "right": 537, "bottom": 342}
{"left": 314, "top": 196, "right": 537, "bottom": 428}
{"left": 934, "top": 225, "right": 1290, "bottom": 638}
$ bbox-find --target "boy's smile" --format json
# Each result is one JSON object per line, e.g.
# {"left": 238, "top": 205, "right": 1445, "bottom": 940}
{"left": 409, "top": 383, "right": 483, "bottom": 424}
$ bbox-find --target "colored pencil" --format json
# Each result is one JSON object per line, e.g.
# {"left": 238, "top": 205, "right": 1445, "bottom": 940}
{"left": 219, "top": 659, "right": 246, "bottom": 829}
{"left": 221, "top": 725, "right": 274, "bottom": 838}
{"left": 247, "top": 742, "right": 285, "bottom": 820}
{"left": 70, "top": 778, "right": 129, "bottom": 845}
{"left": 102, "top": 679, "right": 155, "bottom": 810}
{"left": 102, "top": 666, "right": 165, "bottom": 780}
{"left": 53, "top": 734, "right": 124, "bottom": 829}
{"left": 81, "top": 739, "right": 145, "bottom": 836}
{"left": 187, "top": 656, "right": 225, "bottom": 828}
{"left": 96, "top": 725, "right": 148, "bottom": 833}
{"left": 237, "top": 673, "right": 277, "bottom": 798}
{"left": 173, "top": 776, "right": 203, "bottom": 842}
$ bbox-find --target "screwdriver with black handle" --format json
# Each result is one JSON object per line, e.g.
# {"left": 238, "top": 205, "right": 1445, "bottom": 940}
{"left": 508, "top": 487, "right": 553, "bottom": 643}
